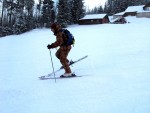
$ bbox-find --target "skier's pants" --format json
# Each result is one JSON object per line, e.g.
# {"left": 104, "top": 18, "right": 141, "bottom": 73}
{"left": 55, "top": 46, "right": 71, "bottom": 73}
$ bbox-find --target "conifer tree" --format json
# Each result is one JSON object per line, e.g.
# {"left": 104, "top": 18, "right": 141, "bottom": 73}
{"left": 0, "top": 0, "right": 6, "bottom": 26}
{"left": 36, "top": 0, "right": 43, "bottom": 28}
{"left": 5, "top": 0, "right": 16, "bottom": 27}
{"left": 98, "top": 5, "right": 104, "bottom": 14}
{"left": 42, "top": 0, "right": 55, "bottom": 27}
{"left": 71, "top": 0, "right": 85, "bottom": 23}
{"left": 57, "top": 0, "right": 71, "bottom": 27}
{"left": 12, "top": 0, "right": 27, "bottom": 34}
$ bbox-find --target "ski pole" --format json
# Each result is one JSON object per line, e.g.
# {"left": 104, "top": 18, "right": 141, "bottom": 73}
{"left": 49, "top": 49, "right": 56, "bottom": 83}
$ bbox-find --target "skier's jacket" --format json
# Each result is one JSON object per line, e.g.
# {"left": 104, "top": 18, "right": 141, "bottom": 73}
{"left": 51, "top": 28, "right": 74, "bottom": 49}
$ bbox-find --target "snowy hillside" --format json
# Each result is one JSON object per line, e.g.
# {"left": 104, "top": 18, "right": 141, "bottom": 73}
{"left": 0, "top": 17, "right": 150, "bottom": 113}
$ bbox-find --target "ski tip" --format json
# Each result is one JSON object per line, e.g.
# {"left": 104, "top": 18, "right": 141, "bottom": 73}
{"left": 82, "top": 55, "right": 88, "bottom": 59}
{"left": 39, "top": 76, "right": 45, "bottom": 80}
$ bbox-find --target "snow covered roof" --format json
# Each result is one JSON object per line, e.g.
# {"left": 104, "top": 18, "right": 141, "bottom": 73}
{"left": 125, "top": 5, "right": 150, "bottom": 13}
{"left": 114, "top": 12, "right": 125, "bottom": 16}
{"left": 125, "top": 5, "right": 145, "bottom": 12}
{"left": 110, "top": 17, "right": 121, "bottom": 23}
{"left": 80, "top": 14, "right": 107, "bottom": 20}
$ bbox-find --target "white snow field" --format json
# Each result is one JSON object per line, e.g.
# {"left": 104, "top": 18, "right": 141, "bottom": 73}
{"left": 0, "top": 17, "right": 150, "bottom": 113}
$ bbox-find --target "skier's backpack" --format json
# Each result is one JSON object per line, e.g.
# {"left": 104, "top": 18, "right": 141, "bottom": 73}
{"left": 61, "top": 29, "right": 75, "bottom": 46}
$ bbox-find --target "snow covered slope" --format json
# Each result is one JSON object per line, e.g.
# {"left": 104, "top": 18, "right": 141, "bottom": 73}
{"left": 0, "top": 17, "right": 150, "bottom": 113}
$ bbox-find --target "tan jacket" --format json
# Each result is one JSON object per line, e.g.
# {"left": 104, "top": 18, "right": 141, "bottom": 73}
{"left": 51, "top": 30, "right": 71, "bottom": 50}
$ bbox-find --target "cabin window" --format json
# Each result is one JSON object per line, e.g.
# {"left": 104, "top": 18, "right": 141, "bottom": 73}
{"left": 145, "top": 7, "right": 150, "bottom": 11}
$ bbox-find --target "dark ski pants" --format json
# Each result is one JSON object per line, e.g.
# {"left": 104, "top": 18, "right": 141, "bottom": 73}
{"left": 56, "top": 46, "right": 72, "bottom": 73}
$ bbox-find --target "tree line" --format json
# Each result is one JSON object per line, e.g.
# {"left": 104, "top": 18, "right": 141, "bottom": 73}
{"left": 0, "top": 0, "right": 85, "bottom": 37}
{"left": 0, "top": 0, "right": 150, "bottom": 37}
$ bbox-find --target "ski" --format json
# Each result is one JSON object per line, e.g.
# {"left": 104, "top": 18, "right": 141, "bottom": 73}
{"left": 39, "top": 75, "right": 82, "bottom": 80}
{"left": 39, "top": 55, "right": 88, "bottom": 79}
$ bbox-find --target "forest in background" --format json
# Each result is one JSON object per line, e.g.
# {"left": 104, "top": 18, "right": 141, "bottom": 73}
{"left": 87, "top": 0, "right": 149, "bottom": 14}
{"left": 0, "top": 0, "right": 149, "bottom": 37}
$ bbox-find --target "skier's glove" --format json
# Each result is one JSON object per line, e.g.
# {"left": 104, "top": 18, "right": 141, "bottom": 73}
{"left": 47, "top": 44, "right": 52, "bottom": 49}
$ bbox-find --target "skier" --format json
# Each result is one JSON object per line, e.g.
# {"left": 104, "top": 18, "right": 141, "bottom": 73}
{"left": 47, "top": 23, "right": 74, "bottom": 77}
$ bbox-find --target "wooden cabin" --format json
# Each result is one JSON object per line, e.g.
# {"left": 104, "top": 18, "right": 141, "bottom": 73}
{"left": 123, "top": 3, "right": 150, "bottom": 18}
{"left": 123, "top": 5, "right": 144, "bottom": 17}
{"left": 143, "top": 2, "right": 150, "bottom": 10}
{"left": 137, "top": 2, "right": 150, "bottom": 18}
{"left": 78, "top": 14, "right": 110, "bottom": 25}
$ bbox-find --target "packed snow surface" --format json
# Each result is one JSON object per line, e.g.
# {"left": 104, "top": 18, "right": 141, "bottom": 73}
{"left": 0, "top": 17, "right": 150, "bottom": 113}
